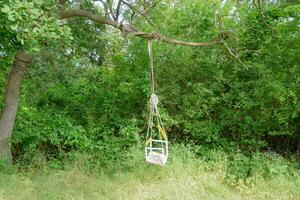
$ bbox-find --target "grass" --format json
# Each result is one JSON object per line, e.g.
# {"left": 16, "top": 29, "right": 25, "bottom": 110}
{"left": 0, "top": 146, "right": 300, "bottom": 200}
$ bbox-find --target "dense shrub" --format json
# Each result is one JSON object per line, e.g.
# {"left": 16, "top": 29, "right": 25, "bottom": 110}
{"left": 12, "top": 107, "right": 91, "bottom": 163}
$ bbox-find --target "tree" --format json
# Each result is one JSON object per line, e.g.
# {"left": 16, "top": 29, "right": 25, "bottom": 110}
{"left": 0, "top": 0, "right": 222, "bottom": 162}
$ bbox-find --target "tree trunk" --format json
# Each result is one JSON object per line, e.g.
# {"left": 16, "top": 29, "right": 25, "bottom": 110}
{"left": 0, "top": 48, "right": 30, "bottom": 162}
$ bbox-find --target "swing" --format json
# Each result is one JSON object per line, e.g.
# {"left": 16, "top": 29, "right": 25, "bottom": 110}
{"left": 145, "top": 40, "right": 169, "bottom": 166}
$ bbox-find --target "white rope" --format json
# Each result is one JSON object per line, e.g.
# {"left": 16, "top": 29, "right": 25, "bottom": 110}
{"left": 145, "top": 40, "right": 167, "bottom": 144}
{"left": 148, "top": 40, "right": 155, "bottom": 94}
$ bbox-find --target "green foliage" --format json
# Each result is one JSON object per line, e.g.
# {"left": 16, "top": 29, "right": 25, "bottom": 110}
{"left": 226, "top": 152, "right": 300, "bottom": 186}
{"left": 0, "top": 0, "right": 299, "bottom": 185}
{"left": 12, "top": 107, "right": 91, "bottom": 165}
{"left": 128, "top": 1, "right": 300, "bottom": 151}
{"left": 0, "top": 0, "right": 72, "bottom": 52}
{"left": 192, "top": 146, "right": 300, "bottom": 186}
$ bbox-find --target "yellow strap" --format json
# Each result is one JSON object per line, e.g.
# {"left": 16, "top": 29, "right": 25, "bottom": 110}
{"left": 145, "top": 138, "right": 152, "bottom": 145}
{"left": 158, "top": 125, "right": 168, "bottom": 141}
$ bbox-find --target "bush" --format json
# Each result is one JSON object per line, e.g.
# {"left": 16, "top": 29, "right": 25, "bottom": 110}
{"left": 12, "top": 107, "right": 92, "bottom": 166}
{"left": 12, "top": 105, "right": 143, "bottom": 171}
{"left": 188, "top": 145, "right": 300, "bottom": 186}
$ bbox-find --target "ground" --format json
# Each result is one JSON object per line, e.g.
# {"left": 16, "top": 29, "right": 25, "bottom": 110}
{"left": 0, "top": 156, "right": 299, "bottom": 200}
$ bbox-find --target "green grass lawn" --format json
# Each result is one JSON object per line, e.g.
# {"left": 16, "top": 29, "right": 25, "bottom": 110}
{"left": 0, "top": 149, "right": 299, "bottom": 200}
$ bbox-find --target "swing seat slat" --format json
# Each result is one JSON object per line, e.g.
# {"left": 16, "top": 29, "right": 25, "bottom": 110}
{"left": 145, "top": 151, "right": 168, "bottom": 166}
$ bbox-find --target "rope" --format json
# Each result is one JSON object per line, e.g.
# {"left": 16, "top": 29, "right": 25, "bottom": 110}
{"left": 145, "top": 40, "right": 168, "bottom": 145}
{"left": 146, "top": 40, "right": 154, "bottom": 143}
{"left": 148, "top": 40, "right": 155, "bottom": 94}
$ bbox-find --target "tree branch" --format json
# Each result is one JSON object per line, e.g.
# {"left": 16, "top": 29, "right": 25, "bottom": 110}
{"left": 61, "top": 9, "right": 119, "bottom": 27}
{"left": 60, "top": 9, "right": 222, "bottom": 47}
{"left": 142, "top": 0, "right": 161, "bottom": 15}
{"left": 130, "top": 10, "right": 135, "bottom": 25}
{"left": 215, "top": 13, "right": 244, "bottom": 66}
{"left": 98, "top": 0, "right": 115, "bottom": 20}
{"left": 107, "top": 0, "right": 117, "bottom": 21}
{"left": 223, "top": 42, "right": 244, "bottom": 66}
{"left": 58, "top": 0, "right": 69, "bottom": 5}
{"left": 121, "top": 0, "right": 155, "bottom": 26}
{"left": 115, "top": 0, "right": 122, "bottom": 22}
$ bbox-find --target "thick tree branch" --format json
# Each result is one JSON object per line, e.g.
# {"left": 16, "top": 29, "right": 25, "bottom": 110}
{"left": 60, "top": 9, "right": 222, "bottom": 47}
{"left": 61, "top": 9, "right": 119, "bottom": 27}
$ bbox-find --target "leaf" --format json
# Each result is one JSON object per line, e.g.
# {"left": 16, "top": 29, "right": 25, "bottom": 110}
{"left": 10, "top": 25, "right": 18, "bottom": 31}
{"left": 0, "top": 5, "right": 10, "bottom": 13}
{"left": 7, "top": 13, "right": 15, "bottom": 21}
{"left": 31, "top": 47, "right": 40, "bottom": 52}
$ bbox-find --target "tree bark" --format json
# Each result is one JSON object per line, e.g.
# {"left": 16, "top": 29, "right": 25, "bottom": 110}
{"left": 0, "top": 48, "right": 30, "bottom": 162}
